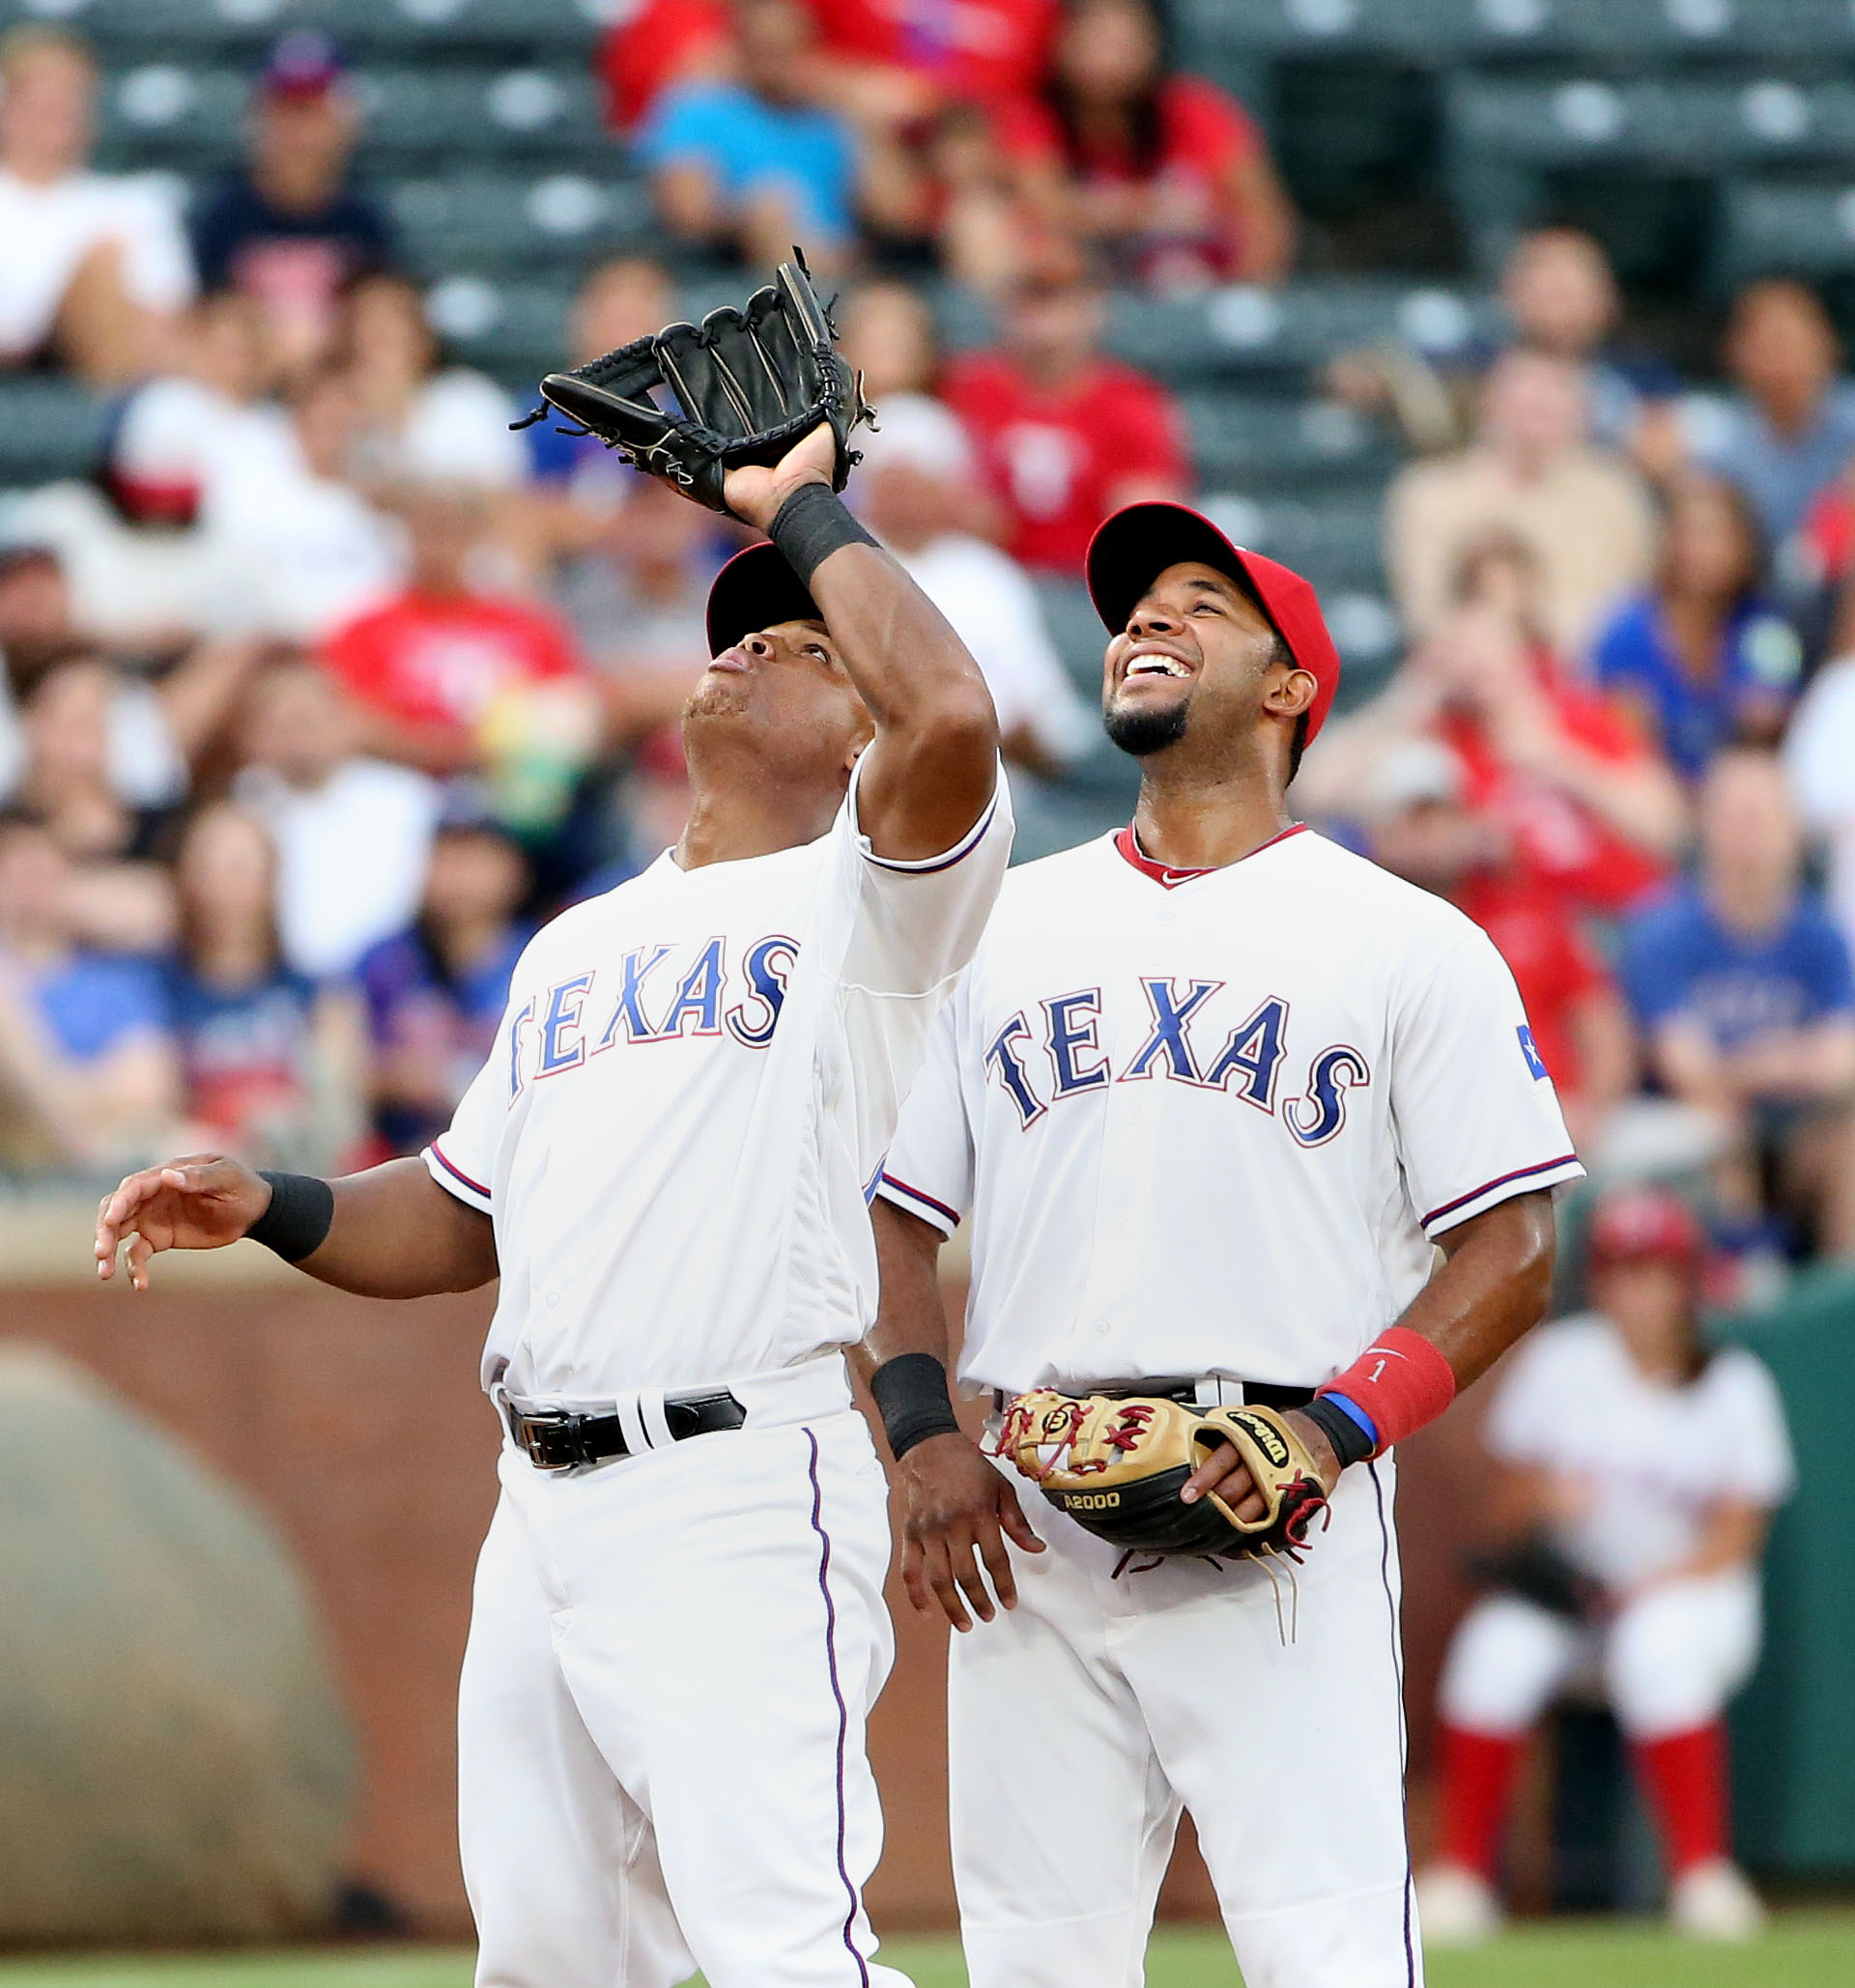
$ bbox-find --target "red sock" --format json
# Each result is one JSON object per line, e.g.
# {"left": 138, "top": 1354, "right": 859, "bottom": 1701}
{"left": 1437, "top": 1722, "right": 1527, "bottom": 1877}
{"left": 1632, "top": 1721, "right": 1729, "bottom": 1876}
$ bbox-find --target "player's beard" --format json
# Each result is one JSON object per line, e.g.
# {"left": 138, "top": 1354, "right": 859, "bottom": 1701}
{"left": 1104, "top": 693, "right": 1190, "bottom": 757}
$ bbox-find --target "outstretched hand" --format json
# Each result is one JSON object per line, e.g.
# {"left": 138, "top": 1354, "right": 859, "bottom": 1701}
{"left": 898, "top": 1433, "right": 1045, "bottom": 1633}
{"left": 721, "top": 421, "right": 839, "bottom": 532}
{"left": 94, "top": 1154, "right": 272, "bottom": 1292}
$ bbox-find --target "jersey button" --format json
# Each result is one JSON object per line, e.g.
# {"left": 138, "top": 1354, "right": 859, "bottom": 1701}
{"left": 546, "top": 1292, "right": 561, "bottom": 1308}
{"left": 1094, "top": 1319, "right": 1111, "bottom": 1336}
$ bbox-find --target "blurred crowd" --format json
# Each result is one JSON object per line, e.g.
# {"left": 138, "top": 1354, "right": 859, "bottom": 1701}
{"left": 0, "top": 7, "right": 1852, "bottom": 1310}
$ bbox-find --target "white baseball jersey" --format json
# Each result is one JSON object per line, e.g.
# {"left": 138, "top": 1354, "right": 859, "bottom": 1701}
{"left": 1484, "top": 1314, "right": 1794, "bottom": 1590}
{"left": 878, "top": 823, "right": 1585, "bottom": 1396}
{"left": 424, "top": 757, "right": 1011, "bottom": 1399}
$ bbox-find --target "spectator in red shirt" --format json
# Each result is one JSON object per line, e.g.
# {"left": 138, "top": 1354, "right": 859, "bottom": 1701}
{"left": 1302, "top": 533, "right": 1687, "bottom": 921}
{"left": 1000, "top": 0, "right": 1294, "bottom": 290}
{"left": 1363, "top": 736, "right": 1635, "bottom": 1150}
{"left": 322, "top": 484, "right": 591, "bottom": 788}
{"left": 942, "top": 252, "right": 1187, "bottom": 574}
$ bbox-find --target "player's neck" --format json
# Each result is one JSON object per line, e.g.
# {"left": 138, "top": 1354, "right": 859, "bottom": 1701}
{"left": 674, "top": 769, "right": 842, "bottom": 870}
{"left": 1132, "top": 765, "right": 1295, "bottom": 872}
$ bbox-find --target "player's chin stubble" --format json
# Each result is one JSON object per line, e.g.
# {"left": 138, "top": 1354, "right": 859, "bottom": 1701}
{"left": 1103, "top": 695, "right": 1190, "bottom": 757}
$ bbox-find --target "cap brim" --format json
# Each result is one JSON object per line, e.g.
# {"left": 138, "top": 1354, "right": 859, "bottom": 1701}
{"left": 705, "top": 544, "right": 824, "bottom": 658}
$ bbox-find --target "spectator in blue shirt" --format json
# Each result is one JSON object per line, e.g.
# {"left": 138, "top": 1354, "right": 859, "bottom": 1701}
{"left": 1592, "top": 476, "right": 1803, "bottom": 783}
{"left": 640, "top": 0, "right": 870, "bottom": 271}
{"left": 1698, "top": 280, "right": 1855, "bottom": 548}
{"left": 357, "top": 817, "right": 530, "bottom": 1156}
{"left": 165, "top": 800, "right": 363, "bottom": 1172}
{"left": 1620, "top": 748, "right": 1855, "bottom": 1257}
{"left": 0, "top": 809, "right": 179, "bottom": 1176}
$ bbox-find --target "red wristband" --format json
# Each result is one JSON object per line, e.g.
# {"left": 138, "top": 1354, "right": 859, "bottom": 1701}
{"left": 1319, "top": 1327, "right": 1457, "bottom": 1457}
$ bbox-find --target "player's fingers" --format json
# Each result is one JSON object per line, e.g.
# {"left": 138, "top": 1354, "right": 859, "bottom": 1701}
{"left": 975, "top": 1512, "right": 1019, "bottom": 1612}
{"left": 899, "top": 1536, "right": 933, "bottom": 1618}
{"left": 127, "top": 1232, "right": 156, "bottom": 1292}
{"left": 996, "top": 1484, "right": 1045, "bottom": 1555}
{"left": 950, "top": 1528, "right": 998, "bottom": 1624}
{"left": 920, "top": 1537, "right": 973, "bottom": 1633}
{"left": 1181, "top": 1442, "right": 1244, "bottom": 1504}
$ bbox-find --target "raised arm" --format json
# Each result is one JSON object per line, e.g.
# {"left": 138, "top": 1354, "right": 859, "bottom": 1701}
{"left": 94, "top": 1152, "right": 498, "bottom": 1300}
{"left": 724, "top": 427, "right": 1001, "bottom": 862}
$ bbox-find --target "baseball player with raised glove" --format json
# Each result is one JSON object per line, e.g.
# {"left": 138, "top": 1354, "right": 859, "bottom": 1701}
{"left": 856, "top": 500, "right": 1586, "bottom": 1987}
{"left": 98, "top": 258, "right": 1012, "bottom": 1988}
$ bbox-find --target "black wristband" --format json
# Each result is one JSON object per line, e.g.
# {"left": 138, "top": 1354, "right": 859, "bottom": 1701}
{"left": 768, "top": 481, "right": 877, "bottom": 587}
{"left": 1302, "top": 1392, "right": 1376, "bottom": 1470}
{"left": 870, "top": 1352, "right": 962, "bottom": 1462}
{"left": 249, "top": 1171, "right": 335, "bottom": 1264}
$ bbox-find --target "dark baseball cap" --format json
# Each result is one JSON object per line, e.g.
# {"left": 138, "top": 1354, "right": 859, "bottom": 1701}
{"left": 260, "top": 29, "right": 345, "bottom": 99}
{"left": 705, "top": 543, "right": 824, "bottom": 658}
{"left": 1086, "top": 500, "right": 1343, "bottom": 747}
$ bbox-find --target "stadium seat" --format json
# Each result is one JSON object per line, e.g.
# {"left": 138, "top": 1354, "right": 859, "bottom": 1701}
{"left": 0, "top": 382, "right": 115, "bottom": 494}
{"left": 315, "top": 0, "right": 601, "bottom": 56}
{"left": 354, "top": 66, "right": 611, "bottom": 162}
{"left": 92, "top": 63, "right": 248, "bottom": 171}
{"left": 1179, "top": 389, "right": 1402, "bottom": 492}
{"left": 389, "top": 169, "right": 654, "bottom": 275}
{"left": 422, "top": 271, "right": 574, "bottom": 380}
{"left": 1714, "top": 179, "right": 1855, "bottom": 287}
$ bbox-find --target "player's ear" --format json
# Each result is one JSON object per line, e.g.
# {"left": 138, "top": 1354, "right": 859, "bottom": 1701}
{"left": 1263, "top": 664, "right": 1318, "bottom": 722}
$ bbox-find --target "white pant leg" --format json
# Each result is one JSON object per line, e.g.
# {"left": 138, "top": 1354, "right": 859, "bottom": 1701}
{"left": 1436, "top": 1595, "right": 1585, "bottom": 1737}
{"left": 459, "top": 1489, "right": 696, "bottom": 1988}
{"left": 516, "top": 1407, "right": 910, "bottom": 1988}
{"left": 1603, "top": 1571, "right": 1763, "bottom": 1741}
{"left": 1121, "top": 1463, "right": 1422, "bottom": 1988}
{"left": 948, "top": 1517, "right": 1183, "bottom": 1988}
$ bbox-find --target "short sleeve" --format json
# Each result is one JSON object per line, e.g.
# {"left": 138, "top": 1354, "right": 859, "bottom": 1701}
{"left": 836, "top": 753, "right": 1014, "bottom": 1002}
{"left": 118, "top": 179, "right": 197, "bottom": 314}
{"left": 1713, "top": 1352, "right": 1796, "bottom": 1509}
{"left": 637, "top": 84, "right": 723, "bottom": 167}
{"left": 1802, "top": 911, "right": 1855, "bottom": 1015}
{"left": 1617, "top": 900, "right": 1692, "bottom": 1029}
{"left": 422, "top": 1027, "right": 504, "bottom": 1215}
{"left": 876, "top": 993, "right": 973, "bottom": 1237}
{"left": 1391, "top": 925, "right": 1585, "bottom": 1239}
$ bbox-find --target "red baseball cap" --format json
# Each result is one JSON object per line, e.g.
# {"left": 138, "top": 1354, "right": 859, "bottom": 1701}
{"left": 705, "top": 543, "right": 823, "bottom": 658}
{"left": 1086, "top": 501, "right": 1343, "bottom": 747}
{"left": 1586, "top": 1186, "right": 1706, "bottom": 1270}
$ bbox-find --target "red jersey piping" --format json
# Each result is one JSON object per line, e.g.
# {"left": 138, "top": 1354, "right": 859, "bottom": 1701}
{"left": 1112, "top": 821, "right": 1308, "bottom": 890}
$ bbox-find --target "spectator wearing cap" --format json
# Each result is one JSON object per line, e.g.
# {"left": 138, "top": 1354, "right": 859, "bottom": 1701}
{"left": 1419, "top": 1185, "right": 1790, "bottom": 1948}
{"left": 854, "top": 392, "right": 1093, "bottom": 775}
{"left": 0, "top": 25, "right": 195, "bottom": 387}
{"left": 1592, "top": 476, "right": 1802, "bottom": 784}
{"left": 233, "top": 659, "right": 440, "bottom": 980}
{"left": 943, "top": 252, "right": 1188, "bottom": 575}
{"left": 1386, "top": 348, "right": 1659, "bottom": 657}
{"left": 0, "top": 810, "right": 180, "bottom": 1177}
{"left": 1620, "top": 747, "right": 1855, "bottom": 1259}
{"left": 357, "top": 816, "right": 531, "bottom": 1157}
{"left": 640, "top": 0, "right": 876, "bottom": 274}
{"left": 164, "top": 799, "right": 363, "bottom": 1172}
{"left": 1361, "top": 736, "right": 1634, "bottom": 1155}
{"left": 188, "top": 31, "right": 398, "bottom": 380}
{"left": 1001, "top": 0, "right": 1294, "bottom": 291}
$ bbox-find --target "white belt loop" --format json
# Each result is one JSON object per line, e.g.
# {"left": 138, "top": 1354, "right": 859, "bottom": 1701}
{"left": 1193, "top": 1376, "right": 1243, "bottom": 1406}
{"left": 614, "top": 1393, "right": 650, "bottom": 1456}
{"left": 639, "top": 1389, "right": 674, "bottom": 1450}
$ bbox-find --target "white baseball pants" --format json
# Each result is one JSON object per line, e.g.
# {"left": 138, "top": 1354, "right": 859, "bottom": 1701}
{"left": 457, "top": 1367, "right": 910, "bottom": 1988}
{"left": 1437, "top": 1570, "right": 1762, "bottom": 1741}
{"left": 948, "top": 1459, "right": 1422, "bottom": 1988}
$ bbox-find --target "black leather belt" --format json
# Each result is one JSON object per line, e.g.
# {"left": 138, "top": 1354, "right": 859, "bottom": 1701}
{"left": 503, "top": 1389, "right": 748, "bottom": 1471}
{"left": 994, "top": 1377, "right": 1314, "bottom": 1412}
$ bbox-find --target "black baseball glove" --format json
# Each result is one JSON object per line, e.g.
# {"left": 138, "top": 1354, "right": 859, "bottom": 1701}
{"left": 518, "top": 250, "right": 874, "bottom": 517}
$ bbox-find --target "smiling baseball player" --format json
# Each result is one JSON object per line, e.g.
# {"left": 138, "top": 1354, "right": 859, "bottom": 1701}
{"left": 93, "top": 267, "right": 1011, "bottom": 1988}
{"left": 861, "top": 500, "right": 1584, "bottom": 1988}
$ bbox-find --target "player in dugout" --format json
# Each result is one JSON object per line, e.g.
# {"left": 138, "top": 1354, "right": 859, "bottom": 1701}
{"left": 1420, "top": 1182, "right": 1793, "bottom": 1946}
{"left": 862, "top": 498, "right": 1584, "bottom": 1988}
{"left": 93, "top": 264, "right": 1012, "bottom": 1988}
